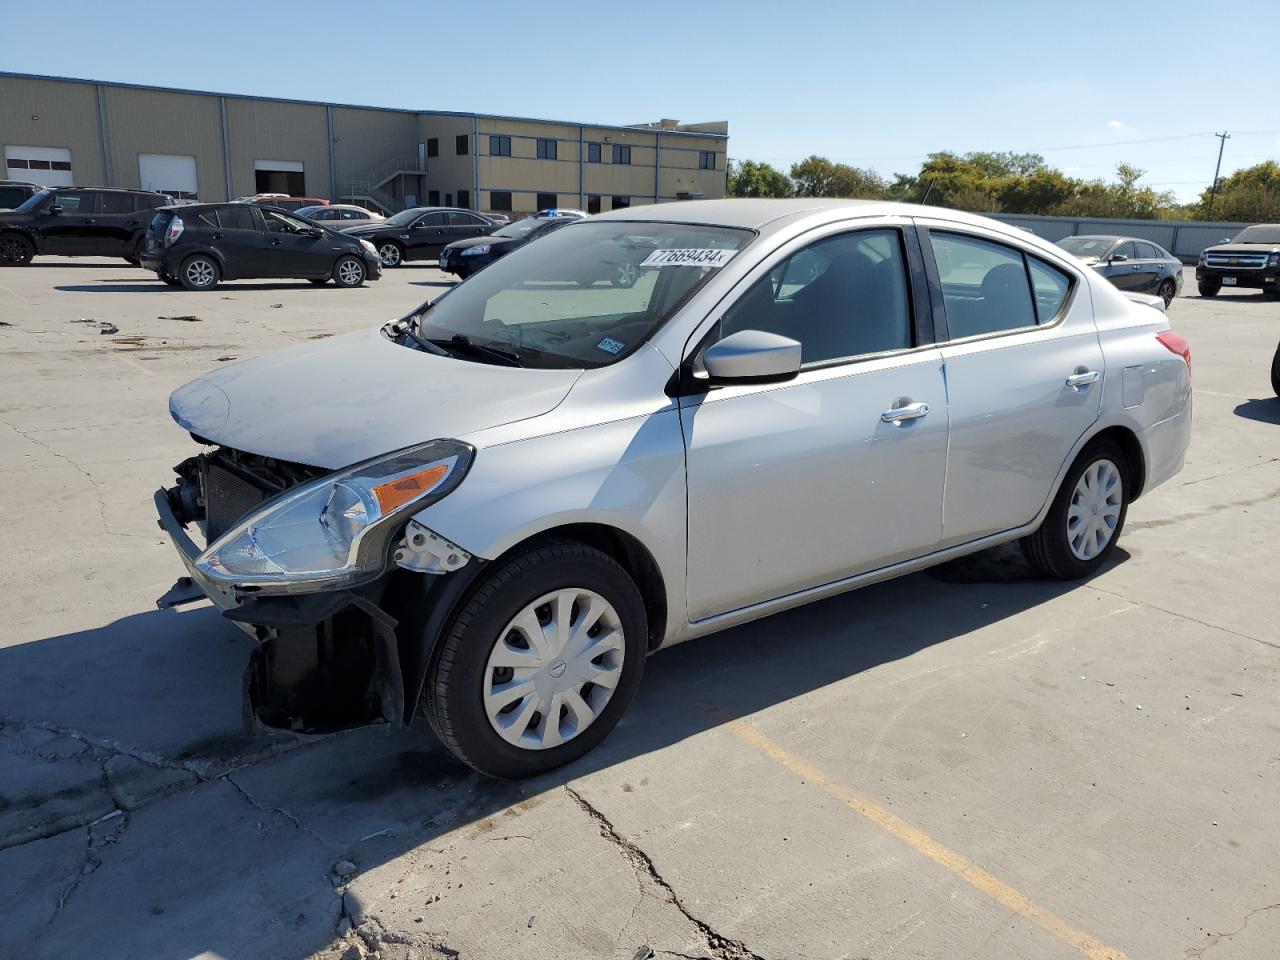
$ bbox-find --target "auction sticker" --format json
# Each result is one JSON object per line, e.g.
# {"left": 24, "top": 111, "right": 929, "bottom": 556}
{"left": 639, "top": 248, "right": 737, "bottom": 268}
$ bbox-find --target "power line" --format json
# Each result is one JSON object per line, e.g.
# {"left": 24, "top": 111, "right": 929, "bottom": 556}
{"left": 1037, "top": 132, "right": 1215, "bottom": 152}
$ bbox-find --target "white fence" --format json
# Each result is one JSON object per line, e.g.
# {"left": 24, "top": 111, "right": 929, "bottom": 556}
{"left": 986, "top": 213, "right": 1250, "bottom": 262}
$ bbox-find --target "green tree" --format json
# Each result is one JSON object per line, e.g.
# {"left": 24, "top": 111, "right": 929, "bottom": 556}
{"left": 789, "top": 155, "right": 888, "bottom": 199}
{"left": 1198, "top": 161, "right": 1280, "bottom": 221}
{"left": 727, "top": 159, "right": 793, "bottom": 198}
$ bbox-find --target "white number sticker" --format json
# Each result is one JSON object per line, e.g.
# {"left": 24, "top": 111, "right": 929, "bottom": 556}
{"left": 639, "top": 248, "right": 737, "bottom": 268}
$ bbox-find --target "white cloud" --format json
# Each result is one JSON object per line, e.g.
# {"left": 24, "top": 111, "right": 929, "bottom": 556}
{"left": 1107, "top": 120, "right": 1123, "bottom": 129}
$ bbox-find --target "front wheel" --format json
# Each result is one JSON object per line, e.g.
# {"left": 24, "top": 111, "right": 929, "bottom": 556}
{"left": 1158, "top": 278, "right": 1176, "bottom": 307}
{"left": 1020, "top": 439, "right": 1130, "bottom": 580}
{"left": 425, "top": 541, "right": 648, "bottom": 779}
{"left": 333, "top": 256, "right": 366, "bottom": 287}
{"left": 179, "top": 254, "right": 220, "bottom": 291}
{"left": 1197, "top": 280, "right": 1220, "bottom": 297}
{"left": 378, "top": 242, "right": 403, "bottom": 268}
{"left": 0, "top": 233, "right": 34, "bottom": 266}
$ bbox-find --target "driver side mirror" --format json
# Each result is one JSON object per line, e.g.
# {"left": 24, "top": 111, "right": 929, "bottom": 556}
{"left": 302, "top": 226, "right": 323, "bottom": 238}
{"left": 1108, "top": 253, "right": 1127, "bottom": 263}
{"left": 47, "top": 204, "right": 63, "bottom": 215}
{"left": 701, "top": 329, "right": 802, "bottom": 386}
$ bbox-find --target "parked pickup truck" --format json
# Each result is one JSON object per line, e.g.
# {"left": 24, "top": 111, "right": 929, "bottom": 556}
{"left": 1196, "top": 224, "right": 1280, "bottom": 297}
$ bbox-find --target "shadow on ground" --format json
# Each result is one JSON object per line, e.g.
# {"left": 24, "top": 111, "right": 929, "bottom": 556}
{"left": 0, "top": 547, "right": 1126, "bottom": 959}
{"left": 1234, "top": 397, "right": 1280, "bottom": 425}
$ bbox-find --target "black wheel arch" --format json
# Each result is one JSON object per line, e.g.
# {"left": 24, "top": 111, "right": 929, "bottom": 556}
{"left": 1076, "top": 425, "right": 1146, "bottom": 501}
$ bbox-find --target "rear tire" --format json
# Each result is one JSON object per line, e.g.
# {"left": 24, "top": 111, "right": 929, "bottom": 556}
{"left": 332, "top": 256, "right": 366, "bottom": 288}
{"left": 1197, "top": 280, "right": 1220, "bottom": 297}
{"left": 0, "top": 233, "right": 34, "bottom": 266}
{"left": 1020, "top": 438, "right": 1130, "bottom": 580}
{"left": 124, "top": 237, "right": 145, "bottom": 265}
{"left": 1158, "top": 278, "right": 1176, "bottom": 307}
{"left": 377, "top": 241, "right": 403, "bottom": 268}
{"left": 179, "top": 254, "right": 220, "bottom": 291}
{"left": 425, "top": 540, "right": 648, "bottom": 779}
{"left": 1271, "top": 344, "right": 1280, "bottom": 398}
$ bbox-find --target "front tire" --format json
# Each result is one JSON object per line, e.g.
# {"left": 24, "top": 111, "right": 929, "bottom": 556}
{"left": 179, "top": 255, "right": 220, "bottom": 290}
{"left": 1020, "top": 439, "right": 1130, "bottom": 580}
{"left": 378, "top": 241, "right": 403, "bottom": 268}
{"left": 0, "top": 233, "right": 34, "bottom": 266}
{"left": 1198, "top": 280, "right": 1221, "bottom": 297}
{"left": 426, "top": 541, "right": 648, "bottom": 779}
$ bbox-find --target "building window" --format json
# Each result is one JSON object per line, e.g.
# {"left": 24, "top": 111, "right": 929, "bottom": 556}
{"left": 427, "top": 138, "right": 439, "bottom": 158}
{"left": 428, "top": 190, "right": 440, "bottom": 205}
{"left": 536, "top": 138, "right": 557, "bottom": 160}
{"left": 699, "top": 151, "right": 716, "bottom": 170}
{"left": 490, "top": 191, "right": 513, "bottom": 212}
{"left": 489, "top": 135, "right": 512, "bottom": 157}
{"left": 587, "top": 195, "right": 601, "bottom": 214}
{"left": 445, "top": 193, "right": 453, "bottom": 206}
{"left": 456, "top": 134, "right": 469, "bottom": 155}
{"left": 587, "top": 142, "right": 601, "bottom": 163}
{"left": 536, "top": 192, "right": 557, "bottom": 211}
{"left": 612, "top": 144, "right": 631, "bottom": 165}
{"left": 611, "top": 195, "right": 630, "bottom": 210}
{"left": 457, "top": 189, "right": 470, "bottom": 209}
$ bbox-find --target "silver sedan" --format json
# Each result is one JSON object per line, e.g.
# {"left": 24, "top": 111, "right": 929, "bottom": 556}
{"left": 156, "top": 199, "right": 1193, "bottom": 778}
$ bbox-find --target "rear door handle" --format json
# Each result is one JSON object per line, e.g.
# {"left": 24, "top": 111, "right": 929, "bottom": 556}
{"left": 1066, "top": 370, "right": 1100, "bottom": 388}
{"left": 881, "top": 401, "right": 930, "bottom": 423}
{"left": 270, "top": 238, "right": 283, "bottom": 245}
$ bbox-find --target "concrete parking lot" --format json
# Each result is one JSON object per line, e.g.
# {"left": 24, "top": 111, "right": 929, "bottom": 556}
{"left": 1, "top": 258, "right": 1277, "bottom": 960}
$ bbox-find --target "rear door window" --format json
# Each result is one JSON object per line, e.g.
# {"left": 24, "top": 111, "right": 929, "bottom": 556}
{"left": 100, "top": 193, "right": 133, "bottom": 214}
{"left": 218, "top": 205, "right": 255, "bottom": 231}
{"left": 929, "top": 232, "right": 1037, "bottom": 338}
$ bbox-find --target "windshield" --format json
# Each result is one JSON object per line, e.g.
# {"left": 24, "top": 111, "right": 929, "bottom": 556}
{"left": 1233, "top": 225, "right": 1280, "bottom": 244}
{"left": 13, "top": 189, "right": 51, "bottom": 213}
{"left": 410, "top": 220, "right": 753, "bottom": 369}
{"left": 1057, "top": 237, "right": 1116, "bottom": 257}
{"left": 384, "top": 208, "right": 425, "bottom": 227}
{"left": 493, "top": 217, "right": 550, "bottom": 240}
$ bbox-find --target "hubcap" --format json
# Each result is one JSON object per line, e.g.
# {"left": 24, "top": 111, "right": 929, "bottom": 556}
{"left": 482, "top": 588, "right": 625, "bottom": 751}
{"left": 379, "top": 244, "right": 400, "bottom": 266}
{"left": 1, "top": 238, "right": 26, "bottom": 262}
{"left": 186, "top": 260, "right": 214, "bottom": 286}
{"left": 338, "top": 260, "right": 362, "bottom": 284}
{"left": 1067, "top": 458, "right": 1122, "bottom": 561}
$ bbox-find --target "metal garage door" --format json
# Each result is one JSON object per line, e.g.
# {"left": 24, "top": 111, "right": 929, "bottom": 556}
{"left": 5, "top": 146, "right": 74, "bottom": 187}
{"left": 139, "top": 154, "right": 198, "bottom": 199}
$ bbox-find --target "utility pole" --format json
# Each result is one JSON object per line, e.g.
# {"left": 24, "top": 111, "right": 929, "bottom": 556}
{"left": 1207, "top": 131, "right": 1230, "bottom": 218}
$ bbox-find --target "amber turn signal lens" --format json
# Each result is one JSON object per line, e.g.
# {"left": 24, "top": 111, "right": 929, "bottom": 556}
{"left": 372, "top": 464, "right": 449, "bottom": 513}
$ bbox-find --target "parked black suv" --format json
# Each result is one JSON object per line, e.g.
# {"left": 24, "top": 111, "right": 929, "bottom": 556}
{"left": 140, "top": 203, "right": 382, "bottom": 290}
{"left": 1195, "top": 224, "right": 1280, "bottom": 297}
{"left": 0, "top": 180, "right": 42, "bottom": 211}
{"left": 0, "top": 187, "right": 172, "bottom": 265}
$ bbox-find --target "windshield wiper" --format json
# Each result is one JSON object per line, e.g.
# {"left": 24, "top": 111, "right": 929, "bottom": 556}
{"left": 421, "top": 334, "right": 524, "bottom": 367}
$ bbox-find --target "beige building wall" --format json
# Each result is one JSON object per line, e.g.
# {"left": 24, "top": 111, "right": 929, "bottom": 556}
{"left": 223, "top": 98, "right": 331, "bottom": 200}
{"left": 331, "top": 107, "right": 419, "bottom": 194}
{"left": 419, "top": 113, "right": 477, "bottom": 207}
{"left": 0, "top": 76, "right": 107, "bottom": 186}
{"left": 99, "top": 86, "right": 225, "bottom": 199}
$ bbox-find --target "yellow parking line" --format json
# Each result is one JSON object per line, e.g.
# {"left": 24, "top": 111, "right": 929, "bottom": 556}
{"left": 727, "top": 720, "right": 1128, "bottom": 960}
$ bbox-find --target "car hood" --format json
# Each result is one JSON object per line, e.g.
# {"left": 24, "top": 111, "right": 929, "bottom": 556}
{"left": 169, "top": 328, "right": 582, "bottom": 469}
{"left": 1204, "top": 243, "right": 1280, "bottom": 255}
{"left": 342, "top": 223, "right": 394, "bottom": 238}
{"left": 443, "top": 234, "right": 514, "bottom": 252}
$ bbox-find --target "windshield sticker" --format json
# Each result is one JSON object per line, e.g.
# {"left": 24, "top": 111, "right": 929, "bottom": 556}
{"left": 596, "top": 336, "right": 626, "bottom": 355}
{"left": 639, "top": 248, "right": 737, "bottom": 268}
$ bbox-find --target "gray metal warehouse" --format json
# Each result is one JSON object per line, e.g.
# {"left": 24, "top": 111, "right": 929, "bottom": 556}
{"left": 0, "top": 72, "right": 729, "bottom": 216}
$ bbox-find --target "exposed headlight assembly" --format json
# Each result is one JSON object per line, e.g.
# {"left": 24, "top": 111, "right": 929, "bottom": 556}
{"left": 461, "top": 244, "right": 491, "bottom": 256}
{"left": 359, "top": 239, "right": 378, "bottom": 256}
{"left": 196, "top": 440, "right": 474, "bottom": 593}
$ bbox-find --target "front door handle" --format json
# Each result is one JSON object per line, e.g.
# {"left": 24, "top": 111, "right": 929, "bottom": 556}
{"left": 270, "top": 238, "right": 283, "bottom": 246}
{"left": 1066, "top": 370, "right": 1100, "bottom": 388}
{"left": 881, "top": 401, "right": 930, "bottom": 423}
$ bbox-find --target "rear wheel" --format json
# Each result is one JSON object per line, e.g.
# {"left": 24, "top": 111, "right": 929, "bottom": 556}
{"left": 1271, "top": 344, "right": 1280, "bottom": 397}
{"left": 124, "top": 237, "right": 145, "bottom": 265}
{"left": 179, "top": 255, "right": 219, "bottom": 291}
{"left": 1158, "top": 278, "right": 1176, "bottom": 307}
{"left": 1197, "top": 279, "right": 1221, "bottom": 297}
{"left": 425, "top": 541, "right": 648, "bottom": 779}
{"left": 332, "top": 256, "right": 366, "bottom": 288}
{"left": 0, "top": 233, "right": 34, "bottom": 266}
{"left": 377, "top": 242, "right": 403, "bottom": 268}
{"left": 1020, "top": 439, "right": 1130, "bottom": 580}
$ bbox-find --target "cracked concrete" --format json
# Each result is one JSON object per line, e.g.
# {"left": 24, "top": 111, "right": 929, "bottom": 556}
{"left": 1, "top": 262, "right": 1278, "bottom": 960}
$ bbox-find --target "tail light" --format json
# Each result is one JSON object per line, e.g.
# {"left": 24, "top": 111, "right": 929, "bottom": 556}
{"left": 1156, "top": 330, "right": 1191, "bottom": 379}
{"left": 165, "top": 216, "right": 185, "bottom": 246}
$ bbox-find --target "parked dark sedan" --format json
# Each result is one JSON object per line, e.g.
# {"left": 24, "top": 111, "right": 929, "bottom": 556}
{"left": 344, "top": 206, "right": 501, "bottom": 267}
{"left": 1058, "top": 235, "right": 1183, "bottom": 306}
{"left": 0, "top": 187, "right": 172, "bottom": 265}
{"left": 1195, "top": 224, "right": 1280, "bottom": 298}
{"left": 140, "top": 203, "right": 382, "bottom": 290}
{"left": 438, "top": 213, "right": 580, "bottom": 278}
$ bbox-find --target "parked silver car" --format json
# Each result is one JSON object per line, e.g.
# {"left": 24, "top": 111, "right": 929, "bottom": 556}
{"left": 294, "top": 203, "right": 385, "bottom": 230}
{"left": 155, "top": 199, "right": 1193, "bottom": 778}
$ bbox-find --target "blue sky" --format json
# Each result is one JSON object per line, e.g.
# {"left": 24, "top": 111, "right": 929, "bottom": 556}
{"left": 5, "top": 0, "right": 1277, "bottom": 202}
